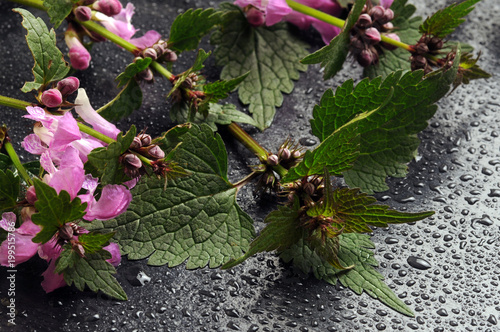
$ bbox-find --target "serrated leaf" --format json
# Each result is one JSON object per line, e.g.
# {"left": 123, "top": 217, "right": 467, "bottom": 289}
{"left": 78, "top": 232, "right": 115, "bottom": 254}
{"left": 97, "top": 79, "right": 142, "bottom": 122}
{"left": 301, "top": 0, "right": 366, "bottom": 80}
{"left": 168, "top": 8, "right": 222, "bottom": 52}
{"left": 0, "top": 170, "right": 20, "bottom": 213}
{"left": 31, "top": 179, "right": 87, "bottom": 243}
{"left": 310, "top": 49, "right": 461, "bottom": 193}
{"left": 419, "top": 0, "right": 481, "bottom": 39}
{"left": 63, "top": 250, "right": 127, "bottom": 300}
{"left": 167, "top": 49, "right": 211, "bottom": 99}
{"left": 14, "top": 8, "right": 70, "bottom": 92}
{"left": 85, "top": 126, "right": 136, "bottom": 185}
{"left": 170, "top": 102, "right": 258, "bottom": 131}
{"left": 364, "top": 0, "right": 422, "bottom": 79}
{"left": 55, "top": 245, "right": 78, "bottom": 273}
{"left": 203, "top": 72, "right": 249, "bottom": 104}
{"left": 281, "top": 233, "right": 414, "bottom": 316}
{"left": 43, "top": 0, "right": 78, "bottom": 28}
{"left": 89, "top": 124, "right": 254, "bottom": 269}
{"left": 116, "top": 58, "right": 152, "bottom": 87}
{"left": 211, "top": 3, "right": 308, "bottom": 130}
{"left": 222, "top": 203, "right": 302, "bottom": 269}
{"left": 453, "top": 52, "right": 491, "bottom": 89}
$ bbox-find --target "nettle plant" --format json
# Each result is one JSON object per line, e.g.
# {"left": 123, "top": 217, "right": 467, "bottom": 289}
{"left": 0, "top": 0, "right": 490, "bottom": 315}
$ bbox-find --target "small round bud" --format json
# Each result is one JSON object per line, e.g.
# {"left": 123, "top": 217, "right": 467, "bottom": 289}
{"left": 381, "top": 33, "right": 400, "bottom": 50}
{"left": 41, "top": 89, "right": 63, "bottom": 108}
{"left": 267, "top": 154, "right": 279, "bottom": 166}
{"left": 382, "top": 9, "right": 394, "bottom": 23}
{"left": 59, "top": 224, "right": 74, "bottom": 241}
{"left": 292, "top": 150, "right": 302, "bottom": 159}
{"left": 57, "top": 76, "right": 80, "bottom": 96}
{"left": 93, "top": 0, "right": 122, "bottom": 16}
{"left": 146, "top": 145, "right": 165, "bottom": 159}
{"left": 69, "top": 45, "right": 91, "bottom": 70}
{"left": 280, "top": 148, "right": 291, "bottom": 160}
{"left": 357, "top": 48, "right": 375, "bottom": 67}
{"left": 357, "top": 14, "right": 372, "bottom": 29}
{"left": 130, "top": 136, "right": 142, "bottom": 149}
{"left": 74, "top": 6, "right": 92, "bottom": 21}
{"left": 416, "top": 43, "right": 429, "bottom": 55}
{"left": 263, "top": 173, "right": 275, "bottom": 185}
{"left": 137, "top": 68, "right": 154, "bottom": 81}
{"left": 303, "top": 182, "right": 315, "bottom": 196}
{"left": 142, "top": 48, "right": 158, "bottom": 60}
{"left": 123, "top": 153, "right": 143, "bottom": 169}
{"left": 364, "top": 27, "right": 381, "bottom": 44}
{"left": 382, "top": 22, "right": 393, "bottom": 30}
{"left": 72, "top": 241, "right": 85, "bottom": 257}
{"left": 153, "top": 43, "right": 166, "bottom": 56}
{"left": 410, "top": 55, "right": 427, "bottom": 71}
{"left": 246, "top": 7, "right": 265, "bottom": 27}
{"left": 138, "top": 133, "right": 152, "bottom": 146}
{"left": 26, "top": 185, "right": 37, "bottom": 204}
{"left": 369, "top": 6, "right": 385, "bottom": 22}
{"left": 162, "top": 49, "right": 178, "bottom": 62}
{"left": 428, "top": 37, "right": 443, "bottom": 51}
{"left": 350, "top": 36, "right": 365, "bottom": 51}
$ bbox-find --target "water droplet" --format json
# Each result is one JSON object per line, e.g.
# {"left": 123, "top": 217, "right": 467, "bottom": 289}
{"left": 436, "top": 308, "right": 448, "bottom": 316}
{"left": 385, "top": 237, "right": 399, "bottom": 244}
{"left": 407, "top": 256, "right": 432, "bottom": 270}
{"left": 299, "top": 137, "right": 316, "bottom": 146}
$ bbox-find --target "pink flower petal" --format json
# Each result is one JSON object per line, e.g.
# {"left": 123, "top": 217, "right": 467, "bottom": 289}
{"left": 22, "top": 134, "right": 47, "bottom": 155}
{"left": 130, "top": 30, "right": 162, "bottom": 49}
{"left": 103, "top": 242, "right": 121, "bottom": 266}
{"left": 41, "top": 259, "right": 67, "bottom": 293}
{"left": 49, "top": 112, "right": 82, "bottom": 152}
{"left": 38, "top": 238, "right": 61, "bottom": 261}
{"left": 380, "top": 0, "right": 394, "bottom": 9}
{"left": 265, "top": 0, "right": 293, "bottom": 26}
{"left": 49, "top": 166, "right": 85, "bottom": 200}
{"left": 59, "top": 146, "right": 84, "bottom": 170}
{"left": 0, "top": 215, "right": 40, "bottom": 267}
{"left": 311, "top": 19, "right": 342, "bottom": 44}
{"left": 84, "top": 184, "right": 132, "bottom": 221}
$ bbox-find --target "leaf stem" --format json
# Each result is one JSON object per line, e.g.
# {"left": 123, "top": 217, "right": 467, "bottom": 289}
{"left": 4, "top": 140, "right": 33, "bottom": 186}
{"left": 0, "top": 95, "right": 32, "bottom": 110}
{"left": 150, "top": 61, "right": 175, "bottom": 81}
{"left": 78, "top": 19, "right": 139, "bottom": 54}
{"left": 227, "top": 123, "right": 268, "bottom": 162}
{"left": 76, "top": 123, "right": 115, "bottom": 144}
{"left": 7, "top": 0, "right": 45, "bottom": 11}
{"left": 233, "top": 171, "right": 261, "bottom": 190}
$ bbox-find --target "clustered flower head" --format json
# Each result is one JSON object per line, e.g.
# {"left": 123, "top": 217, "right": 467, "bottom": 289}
{"left": 39, "top": 76, "right": 80, "bottom": 108}
{"left": 349, "top": 2, "right": 398, "bottom": 67}
{"left": 410, "top": 35, "right": 444, "bottom": 74}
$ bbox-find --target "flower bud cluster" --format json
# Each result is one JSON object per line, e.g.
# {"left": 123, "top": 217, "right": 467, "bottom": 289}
{"left": 122, "top": 132, "right": 165, "bottom": 178}
{"left": 410, "top": 35, "right": 444, "bottom": 74}
{"left": 284, "top": 175, "right": 325, "bottom": 208}
{"left": 350, "top": 5, "right": 398, "bottom": 67}
{"left": 39, "top": 77, "right": 80, "bottom": 108}
{"left": 134, "top": 39, "right": 178, "bottom": 82}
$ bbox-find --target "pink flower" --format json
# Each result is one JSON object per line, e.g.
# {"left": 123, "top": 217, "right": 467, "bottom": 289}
{"left": 65, "top": 28, "right": 92, "bottom": 70}
{"left": 41, "top": 89, "right": 63, "bottom": 108}
{"left": 80, "top": 178, "right": 133, "bottom": 221}
{"left": 380, "top": 0, "right": 394, "bottom": 9}
{"left": 235, "top": 0, "right": 292, "bottom": 26}
{"left": 0, "top": 212, "right": 40, "bottom": 267}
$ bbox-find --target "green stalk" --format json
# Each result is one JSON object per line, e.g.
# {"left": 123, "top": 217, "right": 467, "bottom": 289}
{"left": 227, "top": 123, "right": 268, "bottom": 162}
{"left": 76, "top": 123, "right": 114, "bottom": 144}
{"left": 78, "top": 19, "right": 139, "bottom": 53}
{"left": 4, "top": 141, "right": 33, "bottom": 186}
{"left": 7, "top": 0, "right": 45, "bottom": 11}
{"left": 150, "top": 61, "right": 175, "bottom": 81}
{"left": 0, "top": 95, "right": 31, "bottom": 110}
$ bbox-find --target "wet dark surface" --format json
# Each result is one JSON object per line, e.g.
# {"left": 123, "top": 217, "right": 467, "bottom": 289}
{"left": 0, "top": 0, "right": 499, "bottom": 331}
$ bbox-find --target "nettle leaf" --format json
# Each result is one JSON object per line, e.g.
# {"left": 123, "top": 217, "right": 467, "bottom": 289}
{"left": 90, "top": 124, "right": 254, "bottom": 269}
{"left": 168, "top": 8, "right": 222, "bottom": 52}
{"left": 85, "top": 126, "right": 136, "bottom": 185}
{"left": 281, "top": 233, "right": 414, "bottom": 316}
{"left": 222, "top": 202, "right": 302, "bottom": 269}
{"left": 63, "top": 250, "right": 127, "bottom": 300}
{"left": 43, "top": 0, "right": 78, "bottom": 28}
{"left": 14, "top": 8, "right": 70, "bottom": 92}
{"left": 310, "top": 49, "right": 460, "bottom": 193}
{"left": 203, "top": 72, "right": 249, "bottom": 104}
{"left": 365, "top": 0, "right": 422, "bottom": 79}
{"left": 171, "top": 102, "right": 257, "bottom": 131}
{"left": 419, "top": 0, "right": 481, "bottom": 39}
{"left": 116, "top": 58, "right": 152, "bottom": 87}
{"left": 454, "top": 52, "right": 491, "bottom": 89}
{"left": 97, "top": 79, "right": 143, "bottom": 122}
{"left": 301, "top": 0, "right": 366, "bottom": 80}
{"left": 31, "top": 179, "right": 87, "bottom": 244}
{"left": 0, "top": 170, "right": 20, "bottom": 213}
{"left": 78, "top": 232, "right": 115, "bottom": 254}
{"left": 211, "top": 3, "right": 308, "bottom": 130}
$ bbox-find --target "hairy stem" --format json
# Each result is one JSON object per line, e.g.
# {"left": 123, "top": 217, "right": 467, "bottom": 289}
{"left": 4, "top": 141, "right": 33, "bottom": 186}
{"left": 8, "top": 0, "right": 45, "bottom": 11}
{"left": 150, "top": 61, "right": 175, "bottom": 81}
{"left": 78, "top": 19, "right": 139, "bottom": 53}
{"left": 227, "top": 123, "right": 268, "bottom": 162}
{"left": 0, "top": 95, "right": 31, "bottom": 110}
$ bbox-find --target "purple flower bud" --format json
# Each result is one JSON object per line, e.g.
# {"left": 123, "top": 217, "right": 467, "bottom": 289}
{"left": 357, "top": 48, "right": 375, "bottom": 67}
{"left": 364, "top": 27, "right": 381, "bottom": 44}
{"left": 26, "top": 185, "right": 37, "bottom": 204}
{"left": 93, "top": 0, "right": 122, "bottom": 16}
{"left": 59, "top": 224, "right": 74, "bottom": 241}
{"left": 383, "top": 9, "right": 394, "bottom": 23}
{"left": 68, "top": 44, "right": 91, "bottom": 70}
{"left": 137, "top": 68, "right": 154, "bottom": 81}
{"left": 303, "top": 182, "right": 315, "bottom": 196}
{"left": 357, "top": 14, "right": 372, "bottom": 28}
{"left": 130, "top": 136, "right": 142, "bottom": 149}
{"left": 72, "top": 241, "right": 86, "bottom": 257}
{"left": 153, "top": 44, "right": 165, "bottom": 56}
{"left": 292, "top": 150, "right": 302, "bottom": 159}
{"left": 74, "top": 6, "right": 92, "bottom": 21}
{"left": 142, "top": 48, "right": 157, "bottom": 60}
{"left": 57, "top": 76, "right": 80, "bottom": 96}
{"left": 350, "top": 36, "right": 365, "bottom": 51}
{"left": 416, "top": 43, "right": 429, "bottom": 55}
{"left": 138, "top": 133, "right": 152, "bottom": 146}
{"left": 162, "top": 50, "right": 178, "bottom": 62}
{"left": 246, "top": 7, "right": 265, "bottom": 27}
{"left": 369, "top": 6, "right": 385, "bottom": 21}
{"left": 280, "top": 148, "right": 291, "bottom": 160}
{"left": 41, "top": 89, "right": 63, "bottom": 108}
{"left": 146, "top": 145, "right": 165, "bottom": 159}
{"left": 411, "top": 55, "right": 427, "bottom": 70}
{"left": 123, "top": 153, "right": 143, "bottom": 169}
{"left": 428, "top": 37, "right": 443, "bottom": 51}
{"left": 381, "top": 33, "right": 400, "bottom": 50}
{"left": 383, "top": 22, "right": 394, "bottom": 30}
{"left": 267, "top": 154, "right": 279, "bottom": 166}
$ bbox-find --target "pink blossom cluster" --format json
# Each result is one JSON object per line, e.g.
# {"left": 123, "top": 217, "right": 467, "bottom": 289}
{"left": 0, "top": 88, "right": 135, "bottom": 293}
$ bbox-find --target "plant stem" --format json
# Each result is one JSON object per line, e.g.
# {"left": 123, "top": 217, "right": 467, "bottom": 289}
{"left": 4, "top": 141, "right": 33, "bottom": 186}
{"left": 233, "top": 171, "right": 261, "bottom": 190}
{"left": 227, "top": 123, "right": 268, "bottom": 162}
{"left": 0, "top": 95, "right": 31, "bottom": 110}
{"left": 150, "top": 61, "right": 175, "bottom": 81}
{"left": 8, "top": 0, "right": 45, "bottom": 11}
{"left": 76, "top": 123, "right": 115, "bottom": 144}
{"left": 78, "top": 19, "right": 139, "bottom": 54}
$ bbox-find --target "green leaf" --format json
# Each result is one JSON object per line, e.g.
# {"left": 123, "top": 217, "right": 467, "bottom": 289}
{"left": 167, "top": 49, "right": 211, "bottom": 99}
{"left": 43, "top": 0, "right": 78, "bottom": 28}
{"left": 63, "top": 250, "right": 127, "bottom": 300}
{"left": 116, "top": 58, "right": 152, "bottom": 88}
{"left": 14, "top": 8, "right": 70, "bottom": 92}
{"left": 0, "top": 170, "right": 20, "bottom": 213}
{"left": 168, "top": 8, "right": 222, "bottom": 52}
{"left": 222, "top": 202, "right": 302, "bottom": 269}
{"left": 89, "top": 124, "right": 254, "bottom": 268}
{"left": 453, "top": 52, "right": 491, "bottom": 89}
{"left": 170, "top": 102, "right": 258, "bottom": 131}
{"left": 419, "top": 0, "right": 481, "bottom": 38}
{"left": 55, "top": 245, "right": 79, "bottom": 273}
{"left": 301, "top": 0, "right": 366, "bottom": 80}
{"left": 97, "top": 79, "right": 143, "bottom": 122}
{"left": 0, "top": 154, "right": 12, "bottom": 171}
{"left": 203, "top": 72, "right": 249, "bottom": 104}
{"left": 281, "top": 233, "right": 414, "bottom": 316}
{"left": 364, "top": 0, "right": 422, "bottom": 79}
{"left": 309, "top": 49, "right": 461, "bottom": 193}
{"left": 211, "top": 3, "right": 308, "bottom": 130}
{"left": 85, "top": 126, "right": 136, "bottom": 185}
{"left": 31, "top": 179, "right": 87, "bottom": 244}
{"left": 78, "top": 232, "right": 115, "bottom": 254}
